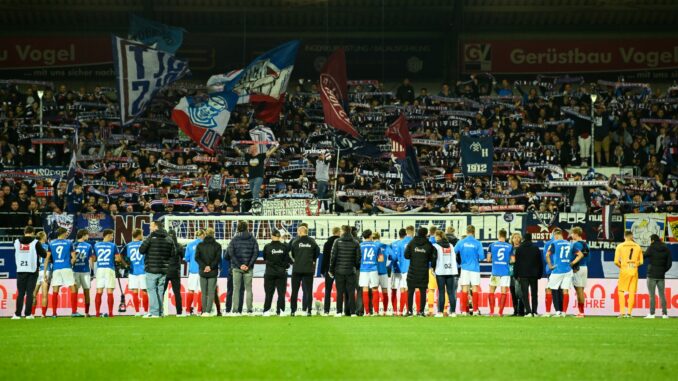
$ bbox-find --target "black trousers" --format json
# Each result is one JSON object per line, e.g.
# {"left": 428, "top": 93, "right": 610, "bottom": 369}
{"left": 290, "top": 273, "right": 313, "bottom": 314}
{"left": 164, "top": 274, "right": 182, "bottom": 314}
{"left": 323, "top": 273, "right": 334, "bottom": 314}
{"left": 510, "top": 276, "right": 524, "bottom": 316}
{"left": 407, "top": 287, "right": 427, "bottom": 314}
{"left": 519, "top": 277, "right": 539, "bottom": 314}
{"left": 335, "top": 273, "right": 356, "bottom": 316}
{"left": 263, "top": 274, "right": 287, "bottom": 314}
{"left": 552, "top": 288, "right": 563, "bottom": 312}
{"left": 16, "top": 272, "right": 38, "bottom": 317}
{"left": 354, "top": 275, "right": 363, "bottom": 315}
{"left": 226, "top": 274, "right": 244, "bottom": 313}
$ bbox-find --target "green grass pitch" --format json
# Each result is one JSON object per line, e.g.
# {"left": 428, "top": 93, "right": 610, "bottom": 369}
{"left": 1, "top": 316, "right": 676, "bottom": 380}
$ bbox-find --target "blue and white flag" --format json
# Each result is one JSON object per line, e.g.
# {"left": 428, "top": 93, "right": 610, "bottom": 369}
{"left": 113, "top": 36, "right": 190, "bottom": 126}
{"left": 129, "top": 14, "right": 185, "bottom": 54}
{"left": 249, "top": 125, "right": 276, "bottom": 154}
{"left": 171, "top": 91, "right": 238, "bottom": 154}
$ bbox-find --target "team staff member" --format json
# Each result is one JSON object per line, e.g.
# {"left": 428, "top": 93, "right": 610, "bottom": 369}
{"left": 404, "top": 227, "right": 437, "bottom": 317}
{"left": 321, "top": 227, "right": 341, "bottom": 316}
{"left": 329, "top": 225, "right": 361, "bottom": 317}
{"left": 165, "top": 229, "right": 185, "bottom": 317}
{"left": 513, "top": 234, "right": 543, "bottom": 317}
{"left": 433, "top": 230, "right": 457, "bottom": 317}
{"left": 195, "top": 228, "right": 222, "bottom": 317}
{"left": 13, "top": 226, "right": 47, "bottom": 319}
{"left": 289, "top": 225, "right": 320, "bottom": 316}
{"left": 139, "top": 221, "right": 176, "bottom": 318}
{"left": 227, "top": 221, "right": 259, "bottom": 316}
{"left": 32, "top": 231, "right": 51, "bottom": 317}
{"left": 614, "top": 231, "right": 643, "bottom": 318}
{"left": 644, "top": 234, "right": 672, "bottom": 319}
{"left": 262, "top": 230, "right": 292, "bottom": 316}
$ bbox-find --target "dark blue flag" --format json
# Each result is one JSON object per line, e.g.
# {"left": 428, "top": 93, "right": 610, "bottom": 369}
{"left": 460, "top": 136, "right": 493, "bottom": 176}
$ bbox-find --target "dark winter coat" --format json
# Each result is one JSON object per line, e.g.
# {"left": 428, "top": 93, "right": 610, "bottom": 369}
{"left": 321, "top": 235, "right": 339, "bottom": 275}
{"left": 513, "top": 240, "right": 543, "bottom": 279}
{"left": 645, "top": 241, "right": 672, "bottom": 279}
{"left": 139, "top": 228, "right": 176, "bottom": 275}
{"left": 405, "top": 236, "right": 437, "bottom": 288}
{"left": 329, "top": 233, "right": 361, "bottom": 276}
{"left": 226, "top": 231, "right": 259, "bottom": 269}
{"left": 196, "top": 236, "right": 222, "bottom": 278}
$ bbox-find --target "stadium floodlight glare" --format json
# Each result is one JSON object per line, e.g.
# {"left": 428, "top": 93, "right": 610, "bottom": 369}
{"left": 37, "top": 90, "right": 44, "bottom": 166}
{"left": 590, "top": 93, "right": 598, "bottom": 169}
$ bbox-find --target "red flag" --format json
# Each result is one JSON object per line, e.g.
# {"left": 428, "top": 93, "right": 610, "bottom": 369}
{"left": 385, "top": 114, "right": 412, "bottom": 160}
{"left": 250, "top": 94, "right": 285, "bottom": 123}
{"left": 319, "top": 49, "right": 360, "bottom": 137}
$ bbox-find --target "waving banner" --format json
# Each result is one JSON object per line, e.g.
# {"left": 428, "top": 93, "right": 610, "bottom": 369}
{"left": 460, "top": 136, "right": 493, "bottom": 176}
{"left": 171, "top": 91, "right": 238, "bottom": 154}
{"left": 320, "top": 48, "right": 360, "bottom": 137}
{"left": 624, "top": 213, "right": 666, "bottom": 248}
{"left": 129, "top": 14, "right": 185, "bottom": 54}
{"left": 385, "top": 114, "right": 421, "bottom": 185}
{"left": 113, "top": 36, "right": 190, "bottom": 126}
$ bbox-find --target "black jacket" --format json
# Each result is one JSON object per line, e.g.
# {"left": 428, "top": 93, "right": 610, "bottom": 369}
{"left": 405, "top": 236, "right": 437, "bottom": 288}
{"left": 645, "top": 241, "right": 672, "bottom": 279}
{"left": 329, "top": 233, "right": 361, "bottom": 275}
{"left": 290, "top": 235, "right": 320, "bottom": 274}
{"left": 166, "top": 231, "right": 184, "bottom": 278}
{"left": 513, "top": 240, "right": 543, "bottom": 279}
{"left": 226, "top": 232, "right": 259, "bottom": 269}
{"left": 196, "top": 236, "right": 222, "bottom": 278}
{"left": 263, "top": 241, "right": 291, "bottom": 277}
{"left": 321, "top": 235, "right": 339, "bottom": 275}
{"left": 139, "top": 228, "right": 175, "bottom": 275}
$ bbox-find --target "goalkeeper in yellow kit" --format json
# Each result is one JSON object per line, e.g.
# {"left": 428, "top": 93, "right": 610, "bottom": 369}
{"left": 614, "top": 231, "right": 644, "bottom": 318}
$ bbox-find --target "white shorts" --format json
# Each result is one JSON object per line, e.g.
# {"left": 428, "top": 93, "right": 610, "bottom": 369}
{"left": 378, "top": 274, "right": 389, "bottom": 289}
{"left": 95, "top": 268, "right": 116, "bottom": 289}
{"left": 187, "top": 273, "right": 201, "bottom": 292}
{"left": 459, "top": 270, "right": 481, "bottom": 287}
{"left": 37, "top": 271, "right": 51, "bottom": 285}
{"left": 359, "top": 271, "right": 380, "bottom": 288}
{"left": 128, "top": 274, "right": 147, "bottom": 290}
{"left": 548, "top": 271, "right": 573, "bottom": 290}
{"left": 490, "top": 275, "right": 511, "bottom": 288}
{"left": 74, "top": 272, "right": 91, "bottom": 289}
{"left": 573, "top": 266, "right": 588, "bottom": 288}
{"left": 51, "top": 268, "right": 75, "bottom": 287}
{"left": 391, "top": 273, "right": 408, "bottom": 290}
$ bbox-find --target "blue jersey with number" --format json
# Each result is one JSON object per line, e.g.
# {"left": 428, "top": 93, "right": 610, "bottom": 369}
{"left": 542, "top": 238, "right": 555, "bottom": 276}
{"left": 547, "top": 239, "right": 572, "bottom": 274}
{"left": 489, "top": 241, "right": 513, "bottom": 276}
{"left": 184, "top": 238, "right": 202, "bottom": 274}
{"left": 73, "top": 241, "right": 94, "bottom": 273}
{"left": 126, "top": 241, "right": 144, "bottom": 275}
{"left": 360, "top": 241, "right": 380, "bottom": 272}
{"left": 454, "top": 236, "right": 484, "bottom": 272}
{"left": 374, "top": 241, "right": 389, "bottom": 275}
{"left": 571, "top": 241, "right": 588, "bottom": 267}
{"left": 395, "top": 236, "right": 413, "bottom": 273}
{"left": 94, "top": 241, "right": 119, "bottom": 270}
{"left": 39, "top": 243, "right": 52, "bottom": 271}
{"left": 49, "top": 239, "right": 73, "bottom": 270}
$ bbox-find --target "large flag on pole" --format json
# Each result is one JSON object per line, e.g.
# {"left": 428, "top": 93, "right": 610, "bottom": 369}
{"left": 129, "top": 14, "right": 185, "bottom": 54}
{"left": 320, "top": 48, "right": 360, "bottom": 137}
{"left": 112, "top": 36, "right": 190, "bottom": 126}
{"left": 171, "top": 91, "right": 238, "bottom": 154}
{"left": 385, "top": 114, "right": 420, "bottom": 185}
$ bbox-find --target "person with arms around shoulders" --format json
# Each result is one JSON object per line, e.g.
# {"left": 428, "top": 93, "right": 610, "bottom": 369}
{"left": 32, "top": 231, "right": 51, "bottom": 317}
{"left": 404, "top": 227, "right": 437, "bottom": 317}
{"left": 545, "top": 229, "right": 584, "bottom": 317}
{"left": 329, "top": 225, "right": 361, "bottom": 317}
{"left": 289, "top": 225, "right": 320, "bottom": 316}
{"left": 644, "top": 234, "right": 671, "bottom": 319}
{"left": 139, "top": 221, "right": 175, "bottom": 318}
{"left": 196, "top": 228, "right": 222, "bottom": 317}
{"left": 262, "top": 229, "right": 292, "bottom": 316}
{"left": 513, "top": 234, "right": 543, "bottom": 317}
{"left": 226, "top": 220, "right": 259, "bottom": 316}
{"left": 13, "top": 226, "right": 47, "bottom": 319}
{"left": 433, "top": 230, "right": 458, "bottom": 317}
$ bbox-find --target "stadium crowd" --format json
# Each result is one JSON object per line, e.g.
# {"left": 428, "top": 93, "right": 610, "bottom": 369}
{"left": 1, "top": 75, "right": 678, "bottom": 234}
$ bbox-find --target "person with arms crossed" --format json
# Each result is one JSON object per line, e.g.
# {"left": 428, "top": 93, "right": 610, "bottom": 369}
{"left": 570, "top": 227, "right": 590, "bottom": 318}
{"left": 404, "top": 227, "right": 437, "bottom": 317}
{"left": 644, "top": 234, "right": 672, "bottom": 319}
{"left": 433, "top": 230, "right": 458, "bottom": 317}
{"left": 32, "top": 231, "right": 51, "bottom": 317}
{"left": 139, "top": 221, "right": 175, "bottom": 318}
{"left": 262, "top": 229, "right": 291, "bottom": 316}
{"left": 329, "top": 225, "right": 361, "bottom": 317}
{"left": 93, "top": 229, "right": 121, "bottom": 317}
{"left": 545, "top": 229, "right": 584, "bottom": 317}
{"left": 289, "top": 225, "right": 320, "bottom": 316}
{"left": 226, "top": 221, "right": 259, "bottom": 316}
{"left": 126, "top": 229, "right": 148, "bottom": 317}
{"left": 614, "top": 230, "right": 643, "bottom": 318}
{"left": 195, "top": 228, "right": 222, "bottom": 317}
{"left": 184, "top": 229, "right": 205, "bottom": 316}
{"left": 73, "top": 229, "right": 94, "bottom": 317}
{"left": 454, "top": 225, "right": 485, "bottom": 316}
{"left": 486, "top": 229, "right": 514, "bottom": 317}
{"left": 358, "top": 230, "right": 380, "bottom": 316}
{"left": 13, "top": 226, "right": 47, "bottom": 319}
{"left": 48, "top": 227, "right": 78, "bottom": 317}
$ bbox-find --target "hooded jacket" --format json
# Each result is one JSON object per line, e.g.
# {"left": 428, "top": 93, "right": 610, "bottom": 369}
{"left": 139, "top": 228, "right": 175, "bottom": 275}
{"left": 645, "top": 241, "right": 672, "bottom": 279}
{"left": 226, "top": 231, "right": 259, "bottom": 270}
{"left": 405, "top": 235, "right": 437, "bottom": 288}
{"left": 196, "top": 236, "right": 222, "bottom": 278}
{"left": 290, "top": 235, "right": 320, "bottom": 274}
{"left": 434, "top": 238, "right": 457, "bottom": 276}
{"left": 329, "top": 233, "right": 361, "bottom": 276}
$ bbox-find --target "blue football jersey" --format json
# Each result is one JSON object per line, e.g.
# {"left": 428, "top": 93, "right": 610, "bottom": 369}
{"left": 360, "top": 241, "right": 380, "bottom": 272}
{"left": 39, "top": 243, "right": 52, "bottom": 272}
{"left": 571, "top": 241, "right": 589, "bottom": 267}
{"left": 374, "top": 241, "right": 389, "bottom": 275}
{"left": 126, "top": 241, "right": 144, "bottom": 275}
{"left": 73, "top": 241, "right": 94, "bottom": 273}
{"left": 489, "top": 241, "right": 513, "bottom": 276}
{"left": 389, "top": 239, "right": 401, "bottom": 274}
{"left": 49, "top": 239, "right": 74, "bottom": 270}
{"left": 94, "top": 241, "right": 119, "bottom": 270}
{"left": 396, "top": 236, "right": 413, "bottom": 273}
{"left": 184, "top": 238, "right": 202, "bottom": 274}
{"left": 455, "top": 236, "right": 484, "bottom": 272}
{"left": 548, "top": 239, "right": 573, "bottom": 274}
{"left": 542, "top": 238, "right": 555, "bottom": 276}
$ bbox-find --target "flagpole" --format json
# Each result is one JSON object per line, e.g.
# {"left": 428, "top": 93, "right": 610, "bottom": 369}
{"left": 332, "top": 144, "right": 341, "bottom": 214}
